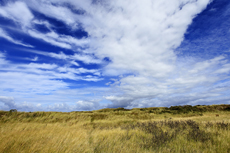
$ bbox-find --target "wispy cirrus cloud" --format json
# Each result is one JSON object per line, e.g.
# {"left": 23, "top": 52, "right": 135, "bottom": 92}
{"left": 0, "top": 1, "right": 89, "bottom": 50}
{"left": 0, "top": 51, "right": 102, "bottom": 94}
{"left": 0, "top": 28, "right": 34, "bottom": 47}
{"left": 21, "top": 48, "right": 102, "bottom": 65}
{"left": 27, "top": 30, "right": 89, "bottom": 49}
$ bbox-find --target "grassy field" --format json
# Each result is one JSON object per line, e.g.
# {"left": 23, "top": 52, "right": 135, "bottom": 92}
{"left": 0, "top": 104, "right": 230, "bottom": 153}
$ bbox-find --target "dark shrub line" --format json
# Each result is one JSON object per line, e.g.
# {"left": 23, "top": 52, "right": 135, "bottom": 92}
{"left": 120, "top": 120, "right": 221, "bottom": 150}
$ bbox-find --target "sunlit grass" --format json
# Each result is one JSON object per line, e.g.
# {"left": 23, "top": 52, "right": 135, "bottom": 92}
{"left": 0, "top": 104, "right": 230, "bottom": 152}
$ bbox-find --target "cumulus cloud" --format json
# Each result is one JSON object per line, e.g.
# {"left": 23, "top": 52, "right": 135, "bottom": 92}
{"left": 0, "top": 96, "right": 45, "bottom": 111}
{"left": 0, "top": 96, "right": 16, "bottom": 109}
{"left": 75, "top": 100, "right": 100, "bottom": 111}
{"left": 80, "top": 0, "right": 212, "bottom": 76}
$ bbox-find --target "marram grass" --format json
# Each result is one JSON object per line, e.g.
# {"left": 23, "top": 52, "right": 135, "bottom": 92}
{"left": 0, "top": 104, "right": 230, "bottom": 153}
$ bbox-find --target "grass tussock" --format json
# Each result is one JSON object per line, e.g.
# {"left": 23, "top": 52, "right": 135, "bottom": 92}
{"left": 0, "top": 104, "right": 230, "bottom": 153}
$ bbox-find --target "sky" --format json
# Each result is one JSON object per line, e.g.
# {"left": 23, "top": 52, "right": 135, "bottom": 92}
{"left": 0, "top": 0, "right": 229, "bottom": 112}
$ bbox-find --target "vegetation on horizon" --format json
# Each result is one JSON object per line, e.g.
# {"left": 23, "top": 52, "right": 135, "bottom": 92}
{"left": 0, "top": 104, "right": 230, "bottom": 152}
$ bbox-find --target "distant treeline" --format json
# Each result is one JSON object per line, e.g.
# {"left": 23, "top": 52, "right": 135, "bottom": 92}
{"left": 1, "top": 104, "right": 230, "bottom": 116}
{"left": 96, "top": 104, "right": 230, "bottom": 114}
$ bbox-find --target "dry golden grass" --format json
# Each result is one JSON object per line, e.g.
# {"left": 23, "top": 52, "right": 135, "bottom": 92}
{"left": 0, "top": 104, "right": 230, "bottom": 153}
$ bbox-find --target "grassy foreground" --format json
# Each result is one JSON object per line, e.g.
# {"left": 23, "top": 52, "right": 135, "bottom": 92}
{"left": 0, "top": 105, "right": 230, "bottom": 153}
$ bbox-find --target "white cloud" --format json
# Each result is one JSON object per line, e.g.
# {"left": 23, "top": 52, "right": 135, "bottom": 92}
{"left": 0, "top": 96, "right": 16, "bottom": 109}
{"left": 32, "top": 19, "right": 53, "bottom": 30}
{"left": 104, "top": 55, "right": 230, "bottom": 108}
{"left": 27, "top": 30, "right": 89, "bottom": 49}
{"left": 27, "top": 30, "right": 70, "bottom": 49}
{"left": 0, "top": 52, "right": 7, "bottom": 65}
{"left": 0, "top": 1, "right": 89, "bottom": 50}
{"left": 79, "top": 0, "right": 212, "bottom": 77}
{"left": 31, "top": 56, "right": 38, "bottom": 61}
{"left": 75, "top": 100, "right": 100, "bottom": 111}
{"left": 0, "top": 28, "right": 34, "bottom": 47}
{"left": 71, "top": 54, "right": 101, "bottom": 64}
{"left": 0, "top": 1, "right": 33, "bottom": 27}
{"left": 22, "top": 49, "right": 102, "bottom": 65}
{"left": 0, "top": 86, "right": 110, "bottom": 111}
{"left": 70, "top": 61, "right": 79, "bottom": 66}
{"left": 57, "top": 67, "right": 99, "bottom": 75}
{"left": 25, "top": 0, "right": 83, "bottom": 26}
{"left": 0, "top": 51, "right": 102, "bottom": 98}
{"left": 47, "top": 51, "right": 69, "bottom": 60}
{"left": 1, "top": 0, "right": 230, "bottom": 111}
{"left": 0, "top": 96, "right": 45, "bottom": 111}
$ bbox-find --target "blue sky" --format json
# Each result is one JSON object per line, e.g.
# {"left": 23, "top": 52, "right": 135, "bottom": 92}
{"left": 0, "top": 0, "right": 229, "bottom": 111}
